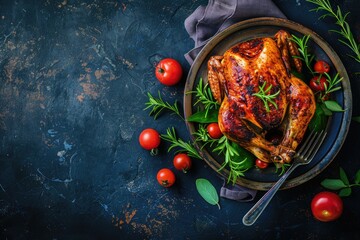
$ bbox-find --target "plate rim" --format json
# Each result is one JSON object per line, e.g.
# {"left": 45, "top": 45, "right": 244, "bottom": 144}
{"left": 183, "top": 17, "right": 352, "bottom": 191}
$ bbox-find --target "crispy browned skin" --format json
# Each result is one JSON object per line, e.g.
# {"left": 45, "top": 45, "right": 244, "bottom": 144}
{"left": 207, "top": 30, "right": 316, "bottom": 164}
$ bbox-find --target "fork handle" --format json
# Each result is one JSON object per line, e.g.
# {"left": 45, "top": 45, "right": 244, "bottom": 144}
{"left": 242, "top": 163, "right": 299, "bottom": 226}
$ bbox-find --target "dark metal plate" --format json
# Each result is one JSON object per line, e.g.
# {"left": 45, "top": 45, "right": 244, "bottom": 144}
{"left": 183, "top": 17, "right": 352, "bottom": 191}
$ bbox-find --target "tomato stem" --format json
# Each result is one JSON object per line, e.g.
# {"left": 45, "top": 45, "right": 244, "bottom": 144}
{"left": 150, "top": 148, "right": 159, "bottom": 156}
{"left": 158, "top": 68, "right": 165, "bottom": 74}
{"left": 216, "top": 202, "right": 221, "bottom": 210}
{"left": 162, "top": 180, "right": 169, "bottom": 187}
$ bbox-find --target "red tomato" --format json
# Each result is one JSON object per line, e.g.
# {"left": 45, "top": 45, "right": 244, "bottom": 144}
{"left": 309, "top": 76, "right": 327, "bottom": 92}
{"left": 207, "top": 123, "right": 223, "bottom": 139}
{"left": 255, "top": 159, "right": 269, "bottom": 169}
{"left": 173, "top": 153, "right": 192, "bottom": 173}
{"left": 311, "top": 191, "right": 343, "bottom": 222}
{"left": 314, "top": 60, "right": 330, "bottom": 73}
{"left": 155, "top": 58, "right": 183, "bottom": 86}
{"left": 139, "top": 128, "right": 161, "bottom": 153}
{"left": 156, "top": 168, "right": 176, "bottom": 187}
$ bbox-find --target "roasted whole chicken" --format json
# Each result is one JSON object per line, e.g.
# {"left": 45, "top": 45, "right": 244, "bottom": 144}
{"left": 207, "top": 30, "right": 316, "bottom": 164}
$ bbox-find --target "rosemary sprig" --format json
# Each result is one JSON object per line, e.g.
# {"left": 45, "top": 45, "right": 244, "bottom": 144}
{"left": 161, "top": 127, "right": 201, "bottom": 159}
{"left": 252, "top": 81, "right": 280, "bottom": 112}
{"left": 307, "top": 0, "right": 360, "bottom": 63}
{"left": 187, "top": 78, "right": 220, "bottom": 117}
{"left": 213, "top": 136, "right": 251, "bottom": 184}
{"left": 214, "top": 136, "right": 239, "bottom": 171}
{"left": 323, "top": 72, "right": 343, "bottom": 96}
{"left": 192, "top": 123, "right": 215, "bottom": 147}
{"left": 192, "top": 125, "right": 253, "bottom": 184}
{"left": 144, "top": 91, "right": 184, "bottom": 120}
{"left": 290, "top": 34, "right": 344, "bottom": 115}
{"left": 275, "top": 162, "right": 290, "bottom": 176}
{"left": 291, "top": 34, "right": 315, "bottom": 74}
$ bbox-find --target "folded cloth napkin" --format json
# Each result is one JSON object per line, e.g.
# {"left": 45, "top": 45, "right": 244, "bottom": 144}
{"left": 184, "top": 0, "right": 286, "bottom": 202}
{"left": 184, "top": 0, "right": 286, "bottom": 65}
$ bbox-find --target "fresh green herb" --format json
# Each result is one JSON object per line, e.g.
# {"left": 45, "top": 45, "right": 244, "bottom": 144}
{"left": 291, "top": 34, "right": 344, "bottom": 120}
{"left": 161, "top": 127, "right": 201, "bottom": 159}
{"left": 195, "top": 178, "right": 220, "bottom": 209}
{"left": 308, "top": 103, "right": 328, "bottom": 132}
{"left": 307, "top": 0, "right": 360, "bottom": 63}
{"left": 321, "top": 72, "right": 343, "bottom": 99}
{"left": 318, "top": 72, "right": 344, "bottom": 113}
{"left": 320, "top": 102, "right": 333, "bottom": 116}
{"left": 321, "top": 167, "right": 360, "bottom": 197}
{"left": 291, "top": 34, "right": 315, "bottom": 74}
{"left": 144, "top": 91, "right": 183, "bottom": 120}
{"left": 192, "top": 124, "right": 215, "bottom": 147}
{"left": 213, "top": 136, "right": 254, "bottom": 184}
{"left": 192, "top": 124, "right": 254, "bottom": 184}
{"left": 353, "top": 116, "right": 360, "bottom": 123}
{"left": 187, "top": 108, "right": 219, "bottom": 123}
{"left": 323, "top": 100, "right": 344, "bottom": 112}
{"left": 187, "top": 78, "right": 220, "bottom": 117}
{"left": 252, "top": 81, "right": 280, "bottom": 112}
{"left": 274, "top": 162, "right": 291, "bottom": 176}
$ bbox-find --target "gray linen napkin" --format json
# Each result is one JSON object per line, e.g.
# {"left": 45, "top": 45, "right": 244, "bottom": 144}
{"left": 184, "top": 0, "right": 286, "bottom": 65}
{"left": 184, "top": 0, "right": 286, "bottom": 201}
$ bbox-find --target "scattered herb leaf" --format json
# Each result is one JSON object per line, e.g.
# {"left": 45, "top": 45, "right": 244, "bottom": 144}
{"left": 307, "top": 0, "right": 360, "bottom": 63}
{"left": 355, "top": 169, "right": 360, "bottom": 184}
{"left": 196, "top": 178, "right": 220, "bottom": 209}
{"left": 352, "top": 116, "right": 360, "bottom": 123}
{"left": 144, "top": 91, "right": 183, "bottom": 120}
{"left": 161, "top": 127, "right": 202, "bottom": 159}
{"left": 321, "top": 167, "right": 360, "bottom": 197}
{"left": 321, "top": 179, "right": 347, "bottom": 190}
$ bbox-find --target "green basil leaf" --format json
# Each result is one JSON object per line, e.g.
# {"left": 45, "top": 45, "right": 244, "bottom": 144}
{"left": 355, "top": 169, "right": 360, "bottom": 184}
{"left": 320, "top": 102, "right": 333, "bottom": 116}
{"left": 353, "top": 116, "right": 360, "bottom": 123}
{"left": 308, "top": 103, "right": 327, "bottom": 131}
{"left": 339, "top": 167, "right": 349, "bottom": 185}
{"left": 187, "top": 108, "right": 218, "bottom": 123}
{"left": 230, "top": 142, "right": 255, "bottom": 170}
{"left": 324, "top": 100, "right": 344, "bottom": 112}
{"left": 339, "top": 187, "right": 352, "bottom": 197}
{"left": 321, "top": 179, "right": 347, "bottom": 190}
{"left": 196, "top": 178, "right": 220, "bottom": 209}
{"left": 291, "top": 70, "right": 305, "bottom": 81}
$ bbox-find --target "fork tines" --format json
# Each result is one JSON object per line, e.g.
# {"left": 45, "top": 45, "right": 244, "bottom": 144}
{"left": 295, "top": 130, "right": 327, "bottom": 162}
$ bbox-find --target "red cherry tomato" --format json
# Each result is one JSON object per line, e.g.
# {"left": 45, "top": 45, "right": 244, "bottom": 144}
{"left": 139, "top": 128, "right": 161, "bottom": 153}
{"left": 309, "top": 76, "right": 327, "bottom": 92}
{"left": 156, "top": 168, "right": 176, "bottom": 187}
{"left": 173, "top": 153, "right": 192, "bottom": 173}
{"left": 314, "top": 60, "right": 330, "bottom": 73}
{"left": 311, "top": 191, "right": 343, "bottom": 222}
{"left": 207, "top": 123, "right": 223, "bottom": 139}
{"left": 255, "top": 159, "right": 269, "bottom": 169}
{"left": 155, "top": 58, "right": 183, "bottom": 86}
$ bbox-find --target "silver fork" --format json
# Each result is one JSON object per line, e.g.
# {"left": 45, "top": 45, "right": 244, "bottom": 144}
{"left": 242, "top": 130, "right": 327, "bottom": 226}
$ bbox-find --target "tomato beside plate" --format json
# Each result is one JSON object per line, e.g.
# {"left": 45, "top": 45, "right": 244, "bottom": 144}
{"left": 311, "top": 191, "right": 343, "bottom": 222}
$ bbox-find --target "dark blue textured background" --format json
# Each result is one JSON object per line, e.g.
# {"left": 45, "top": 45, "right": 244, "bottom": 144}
{"left": 0, "top": 0, "right": 359, "bottom": 239}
